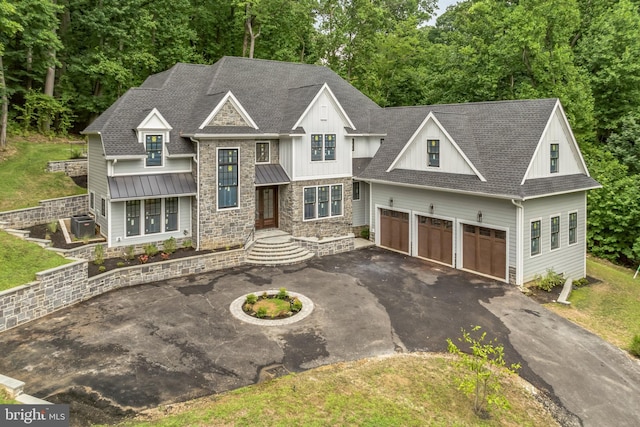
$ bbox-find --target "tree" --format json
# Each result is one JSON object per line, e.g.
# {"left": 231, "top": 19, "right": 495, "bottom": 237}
{"left": 606, "top": 113, "right": 640, "bottom": 175}
{"left": 0, "top": 0, "right": 23, "bottom": 149}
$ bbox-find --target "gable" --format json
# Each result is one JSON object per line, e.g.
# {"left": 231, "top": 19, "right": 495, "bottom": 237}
{"left": 522, "top": 102, "right": 589, "bottom": 183}
{"left": 387, "top": 114, "right": 484, "bottom": 180}
{"left": 293, "top": 83, "right": 355, "bottom": 131}
{"left": 199, "top": 91, "right": 258, "bottom": 129}
{"left": 136, "top": 108, "right": 172, "bottom": 143}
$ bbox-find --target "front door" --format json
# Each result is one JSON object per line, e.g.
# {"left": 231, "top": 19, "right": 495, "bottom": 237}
{"left": 255, "top": 186, "right": 278, "bottom": 229}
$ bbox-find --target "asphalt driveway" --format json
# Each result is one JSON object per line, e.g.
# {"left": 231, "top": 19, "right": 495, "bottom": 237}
{"left": 1, "top": 247, "right": 639, "bottom": 426}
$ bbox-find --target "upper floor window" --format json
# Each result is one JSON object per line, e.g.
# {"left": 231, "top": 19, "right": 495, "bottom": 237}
{"left": 218, "top": 149, "right": 239, "bottom": 209}
{"left": 550, "top": 215, "right": 560, "bottom": 250}
{"left": 550, "top": 143, "right": 559, "bottom": 173}
{"left": 427, "top": 139, "right": 440, "bottom": 167}
{"left": 311, "top": 134, "right": 336, "bottom": 162}
{"left": 569, "top": 212, "right": 578, "bottom": 245}
{"left": 256, "top": 142, "right": 270, "bottom": 163}
{"left": 531, "top": 220, "right": 541, "bottom": 256}
{"left": 146, "top": 135, "right": 163, "bottom": 167}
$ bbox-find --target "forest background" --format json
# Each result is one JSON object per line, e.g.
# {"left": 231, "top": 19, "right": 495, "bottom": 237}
{"left": 1, "top": 0, "right": 639, "bottom": 266}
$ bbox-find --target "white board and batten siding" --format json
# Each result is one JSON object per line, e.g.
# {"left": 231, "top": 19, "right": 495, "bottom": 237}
{"left": 353, "top": 136, "right": 382, "bottom": 159}
{"left": 524, "top": 108, "right": 587, "bottom": 180}
{"left": 278, "top": 137, "right": 293, "bottom": 179}
{"left": 370, "top": 183, "right": 516, "bottom": 271}
{"left": 522, "top": 192, "right": 587, "bottom": 283}
{"left": 391, "top": 118, "right": 476, "bottom": 176}
{"left": 352, "top": 181, "right": 370, "bottom": 227}
{"left": 109, "top": 197, "right": 192, "bottom": 247}
{"left": 290, "top": 90, "right": 352, "bottom": 181}
{"left": 87, "top": 134, "right": 109, "bottom": 234}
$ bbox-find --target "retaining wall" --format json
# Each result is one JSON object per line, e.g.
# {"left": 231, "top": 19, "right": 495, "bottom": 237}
{"left": 0, "top": 249, "right": 245, "bottom": 333}
{"left": 46, "top": 159, "right": 87, "bottom": 177}
{"left": 0, "top": 195, "right": 88, "bottom": 229}
{"left": 296, "top": 234, "right": 355, "bottom": 257}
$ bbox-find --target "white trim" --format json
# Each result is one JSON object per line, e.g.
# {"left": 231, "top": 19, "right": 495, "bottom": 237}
{"left": 302, "top": 183, "right": 344, "bottom": 222}
{"left": 142, "top": 133, "right": 166, "bottom": 169}
{"left": 294, "top": 173, "right": 352, "bottom": 181}
{"left": 412, "top": 211, "right": 455, "bottom": 267}
{"left": 255, "top": 141, "right": 271, "bottom": 164}
{"left": 292, "top": 83, "right": 356, "bottom": 130}
{"left": 511, "top": 199, "right": 524, "bottom": 286}
{"left": 216, "top": 147, "right": 241, "bottom": 211}
{"left": 549, "top": 213, "right": 561, "bottom": 252}
{"left": 111, "top": 168, "right": 193, "bottom": 177}
{"left": 123, "top": 197, "right": 182, "bottom": 239}
{"left": 521, "top": 184, "right": 602, "bottom": 201}
{"left": 529, "top": 217, "right": 543, "bottom": 258}
{"left": 136, "top": 108, "right": 173, "bottom": 134}
{"left": 193, "top": 133, "right": 279, "bottom": 139}
{"left": 198, "top": 91, "right": 258, "bottom": 130}
{"left": 386, "top": 112, "right": 486, "bottom": 182}
{"left": 568, "top": 209, "right": 579, "bottom": 247}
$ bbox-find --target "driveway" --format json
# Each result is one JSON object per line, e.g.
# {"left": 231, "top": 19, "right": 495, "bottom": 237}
{"left": 0, "top": 247, "right": 639, "bottom": 426}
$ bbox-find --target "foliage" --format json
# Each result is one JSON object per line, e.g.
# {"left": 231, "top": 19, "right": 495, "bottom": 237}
{"left": 533, "top": 269, "right": 565, "bottom": 292}
{"left": 359, "top": 227, "right": 370, "bottom": 240}
{"left": 606, "top": 112, "right": 640, "bottom": 175}
{"left": 162, "top": 237, "right": 176, "bottom": 254}
{"left": 182, "top": 239, "right": 193, "bottom": 249}
{"left": 144, "top": 243, "right": 159, "bottom": 257}
{"left": 630, "top": 335, "right": 640, "bottom": 358}
{"left": 116, "top": 261, "right": 125, "bottom": 268}
{"left": 93, "top": 244, "right": 104, "bottom": 266}
{"left": 16, "top": 91, "right": 74, "bottom": 135}
{"left": 291, "top": 297, "right": 302, "bottom": 312}
{"left": 245, "top": 293, "right": 258, "bottom": 305}
{"left": 277, "top": 287, "right": 288, "bottom": 299}
{"left": 138, "top": 254, "right": 149, "bottom": 264}
{"left": 47, "top": 220, "right": 58, "bottom": 234}
{"left": 572, "top": 277, "right": 589, "bottom": 288}
{"left": 122, "top": 246, "right": 135, "bottom": 262}
{"left": 447, "top": 326, "right": 520, "bottom": 416}
{"left": 255, "top": 306, "right": 267, "bottom": 318}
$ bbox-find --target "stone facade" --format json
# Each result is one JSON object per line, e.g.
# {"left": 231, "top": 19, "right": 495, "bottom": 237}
{"left": 211, "top": 101, "right": 248, "bottom": 126}
{"left": 0, "top": 195, "right": 88, "bottom": 229}
{"left": 296, "top": 234, "right": 355, "bottom": 256}
{"left": 0, "top": 249, "right": 244, "bottom": 333}
{"left": 197, "top": 140, "right": 256, "bottom": 250}
{"left": 279, "top": 177, "right": 353, "bottom": 239}
{"left": 47, "top": 159, "right": 88, "bottom": 177}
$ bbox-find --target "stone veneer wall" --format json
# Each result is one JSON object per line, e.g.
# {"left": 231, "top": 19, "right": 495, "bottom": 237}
{"left": 197, "top": 140, "right": 255, "bottom": 250}
{"left": 296, "top": 234, "right": 355, "bottom": 256}
{"left": 280, "top": 177, "right": 353, "bottom": 239}
{"left": 47, "top": 159, "right": 88, "bottom": 177}
{"left": 0, "top": 249, "right": 244, "bottom": 333}
{"left": 0, "top": 195, "right": 88, "bottom": 229}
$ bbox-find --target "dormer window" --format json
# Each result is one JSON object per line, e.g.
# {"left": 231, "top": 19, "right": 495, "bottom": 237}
{"left": 427, "top": 139, "right": 440, "bottom": 167}
{"left": 146, "top": 135, "right": 163, "bottom": 167}
{"left": 550, "top": 143, "right": 559, "bottom": 173}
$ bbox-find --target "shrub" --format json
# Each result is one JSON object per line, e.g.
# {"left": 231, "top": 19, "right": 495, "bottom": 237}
{"left": 533, "top": 269, "right": 565, "bottom": 292}
{"left": 123, "top": 246, "right": 135, "bottom": 261}
{"left": 160, "top": 252, "right": 170, "bottom": 260}
{"left": 138, "top": 254, "right": 149, "bottom": 264}
{"left": 182, "top": 239, "right": 193, "bottom": 249}
{"left": 93, "top": 245, "right": 104, "bottom": 266}
{"left": 47, "top": 221, "right": 58, "bottom": 234}
{"left": 256, "top": 307, "right": 268, "bottom": 318}
{"left": 98, "top": 265, "right": 106, "bottom": 273}
{"left": 144, "top": 243, "right": 159, "bottom": 257}
{"left": 291, "top": 297, "right": 303, "bottom": 312}
{"left": 572, "top": 277, "right": 589, "bottom": 288}
{"left": 245, "top": 294, "right": 258, "bottom": 305}
{"left": 116, "top": 261, "right": 125, "bottom": 268}
{"left": 630, "top": 335, "right": 640, "bottom": 358}
{"left": 163, "top": 237, "right": 177, "bottom": 254}
{"left": 70, "top": 148, "right": 84, "bottom": 159}
{"left": 360, "top": 227, "right": 370, "bottom": 240}
{"left": 277, "top": 287, "right": 288, "bottom": 299}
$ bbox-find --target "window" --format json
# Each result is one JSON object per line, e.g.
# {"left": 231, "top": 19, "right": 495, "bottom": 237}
{"left": 353, "top": 181, "right": 360, "bottom": 201}
{"left": 303, "top": 184, "right": 344, "bottom": 220}
{"left": 218, "top": 149, "right": 238, "bottom": 209}
{"left": 126, "top": 200, "right": 141, "bottom": 236}
{"left": 531, "top": 220, "right": 541, "bottom": 256}
{"left": 550, "top": 143, "right": 559, "bottom": 173}
{"left": 145, "top": 199, "right": 161, "bottom": 234}
{"left": 101, "top": 198, "right": 106, "bottom": 217}
{"left": 550, "top": 216, "right": 560, "bottom": 250}
{"left": 569, "top": 212, "right": 577, "bottom": 245}
{"left": 256, "top": 142, "right": 270, "bottom": 163}
{"left": 352, "top": 138, "right": 355, "bottom": 152}
{"left": 146, "top": 135, "right": 163, "bottom": 167}
{"left": 310, "top": 133, "right": 337, "bottom": 161}
{"left": 165, "top": 197, "right": 178, "bottom": 231}
{"left": 427, "top": 139, "right": 440, "bottom": 167}
{"left": 90, "top": 192, "right": 95, "bottom": 210}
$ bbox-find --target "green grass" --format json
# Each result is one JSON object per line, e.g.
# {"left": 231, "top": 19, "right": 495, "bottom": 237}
{"left": 547, "top": 257, "right": 640, "bottom": 351}
{"left": 0, "top": 139, "right": 86, "bottom": 211}
{"left": 0, "top": 388, "right": 18, "bottom": 404}
{"left": 120, "top": 354, "right": 558, "bottom": 427}
{"left": 0, "top": 230, "right": 72, "bottom": 291}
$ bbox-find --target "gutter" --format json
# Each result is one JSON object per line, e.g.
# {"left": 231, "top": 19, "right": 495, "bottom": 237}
{"left": 511, "top": 199, "right": 524, "bottom": 286}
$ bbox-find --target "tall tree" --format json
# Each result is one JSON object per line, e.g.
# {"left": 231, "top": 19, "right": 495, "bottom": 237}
{"left": 0, "top": 0, "right": 23, "bottom": 149}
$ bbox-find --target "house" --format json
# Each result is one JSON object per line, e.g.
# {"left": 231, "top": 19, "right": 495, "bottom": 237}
{"left": 82, "top": 56, "right": 600, "bottom": 285}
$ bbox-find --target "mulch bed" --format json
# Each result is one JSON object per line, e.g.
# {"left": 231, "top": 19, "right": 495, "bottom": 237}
{"left": 525, "top": 275, "right": 601, "bottom": 305}
{"left": 25, "top": 224, "right": 87, "bottom": 249}
{"left": 71, "top": 175, "right": 88, "bottom": 188}
{"left": 87, "top": 247, "right": 211, "bottom": 277}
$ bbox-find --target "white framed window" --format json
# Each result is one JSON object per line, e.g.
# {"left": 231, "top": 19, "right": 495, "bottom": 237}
{"left": 218, "top": 148, "right": 239, "bottom": 209}
{"left": 145, "top": 134, "right": 163, "bottom": 167}
{"left": 125, "top": 197, "right": 180, "bottom": 237}
{"left": 310, "top": 133, "right": 337, "bottom": 162}
{"left": 531, "top": 219, "right": 541, "bottom": 256}
{"left": 568, "top": 211, "right": 578, "bottom": 245}
{"left": 353, "top": 181, "right": 360, "bottom": 201}
{"left": 550, "top": 143, "right": 559, "bottom": 173}
{"left": 550, "top": 215, "right": 560, "bottom": 250}
{"left": 101, "top": 198, "right": 106, "bottom": 217}
{"left": 427, "top": 139, "right": 440, "bottom": 167}
{"left": 256, "top": 141, "right": 270, "bottom": 164}
{"left": 303, "top": 184, "right": 343, "bottom": 220}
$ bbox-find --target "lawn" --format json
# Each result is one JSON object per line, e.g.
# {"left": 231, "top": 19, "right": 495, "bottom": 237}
{"left": 123, "top": 353, "right": 558, "bottom": 427}
{"left": 546, "top": 257, "right": 640, "bottom": 351}
{"left": 0, "top": 138, "right": 86, "bottom": 211}
{"left": 0, "top": 388, "right": 18, "bottom": 404}
{"left": 0, "top": 230, "right": 72, "bottom": 291}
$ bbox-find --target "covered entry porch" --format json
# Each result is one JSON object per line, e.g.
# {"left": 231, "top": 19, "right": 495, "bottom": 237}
{"left": 255, "top": 164, "right": 290, "bottom": 230}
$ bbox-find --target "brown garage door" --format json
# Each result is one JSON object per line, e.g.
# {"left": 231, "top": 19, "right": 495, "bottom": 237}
{"left": 417, "top": 216, "right": 453, "bottom": 265}
{"left": 462, "top": 224, "right": 506, "bottom": 279}
{"left": 380, "top": 209, "right": 409, "bottom": 253}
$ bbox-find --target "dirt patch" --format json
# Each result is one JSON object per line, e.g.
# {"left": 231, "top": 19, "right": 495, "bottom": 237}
{"left": 525, "top": 276, "right": 601, "bottom": 305}
{"left": 25, "top": 223, "right": 87, "bottom": 249}
{"left": 71, "top": 175, "right": 87, "bottom": 188}
{"left": 47, "top": 387, "right": 137, "bottom": 427}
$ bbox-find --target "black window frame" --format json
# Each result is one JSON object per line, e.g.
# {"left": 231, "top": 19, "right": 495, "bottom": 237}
{"left": 353, "top": 181, "right": 360, "bottom": 201}
{"left": 126, "top": 200, "right": 141, "bottom": 236}
{"left": 145, "top": 199, "right": 162, "bottom": 234}
{"left": 218, "top": 148, "right": 239, "bottom": 209}
{"left": 569, "top": 212, "right": 578, "bottom": 245}
{"left": 550, "top": 143, "right": 559, "bottom": 173}
{"left": 303, "top": 184, "right": 344, "bottom": 220}
{"left": 101, "top": 198, "right": 106, "bottom": 217}
{"left": 550, "top": 215, "right": 560, "bottom": 250}
{"left": 531, "top": 220, "right": 541, "bottom": 256}
{"left": 145, "top": 134, "right": 163, "bottom": 167}
{"left": 310, "top": 133, "right": 337, "bottom": 162}
{"left": 427, "top": 139, "right": 440, "bottom": 167}
{"left": 165, "top": 197, "right": 179, "bottom": 232}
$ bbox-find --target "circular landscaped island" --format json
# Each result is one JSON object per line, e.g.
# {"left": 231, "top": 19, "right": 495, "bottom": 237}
{"left": 229, "top": 288, "right": 314, "bottom": 326}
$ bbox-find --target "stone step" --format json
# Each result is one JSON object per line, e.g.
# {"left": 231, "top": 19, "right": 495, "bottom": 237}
{"left": 246, "top": 251, "right": 315, "bottom": 265}
{"left": 246, "top": 238, "right": 314, "bottom": 266}
{"left": 249, "top": 245, "right": 307, "bottom": 256}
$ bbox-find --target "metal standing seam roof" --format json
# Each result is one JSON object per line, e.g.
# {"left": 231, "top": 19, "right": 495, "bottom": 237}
{"left": 255, "top": 164, "right": 291, "bottom": 186}
{"left": 108, "top": 173, "right": 197, "bottom": 200}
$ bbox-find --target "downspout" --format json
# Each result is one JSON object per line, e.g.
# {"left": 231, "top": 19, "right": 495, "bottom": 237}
{"left": 511, "top": 199, "right": 524, "bottom": 286}
{"left": 191, "top": 137, "right": 200, "bottom": 251}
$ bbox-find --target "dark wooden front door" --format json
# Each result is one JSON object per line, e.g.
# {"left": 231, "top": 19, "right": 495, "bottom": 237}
{"left": 255, "top": 186, "right": 278, "bottom": 229}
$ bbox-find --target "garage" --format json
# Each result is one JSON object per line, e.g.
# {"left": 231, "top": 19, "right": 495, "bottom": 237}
{"left": 462, "top": 224, "right": 506, "bottom": 279}
{"left": 417, "top": 216, "right": 453, "bottom": 265}
{"left": 379, "top": 209, "right": 409, "bottom": 253}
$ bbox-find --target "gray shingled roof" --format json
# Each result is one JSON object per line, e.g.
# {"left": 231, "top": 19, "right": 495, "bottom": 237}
{"left": 359, "top": 99, "right": 600, "bottom": 199}
{"left": 84, "top": 57, "right": 381, "bottom": 157}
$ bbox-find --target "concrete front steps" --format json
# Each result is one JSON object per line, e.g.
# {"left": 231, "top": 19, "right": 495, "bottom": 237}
{"left": 247, "top": 230, "right": 314, "bottom": 266}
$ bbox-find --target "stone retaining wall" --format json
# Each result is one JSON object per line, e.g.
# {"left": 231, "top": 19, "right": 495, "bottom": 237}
{"left": 296, "top": 234, "right": 355, "bottom": 257}
{"left": 46, "top": 159, "right": 87, "bottom": 177}
{"left": 0, "top": 195, "right": 88, "bottom": 229}
{"left": 0, "top": 249, "right": 245, "bottom": 333}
